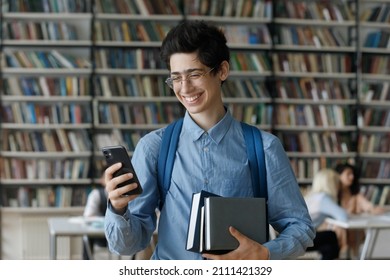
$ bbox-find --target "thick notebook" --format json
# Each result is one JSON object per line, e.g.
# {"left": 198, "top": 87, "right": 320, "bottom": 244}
{"left": 203, "top": 196, "right": 268, "bottom": 254}
{"left": 186, "top": 190, "right": 219, "bottom": 252}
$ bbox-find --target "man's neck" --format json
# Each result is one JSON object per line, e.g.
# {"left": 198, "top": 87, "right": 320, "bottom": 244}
{"left": 189, "top": 105, "right": 226, "bottom": 131}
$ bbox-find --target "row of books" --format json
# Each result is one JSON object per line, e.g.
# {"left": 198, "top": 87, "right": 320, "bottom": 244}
{"left": 0, "top": 158, "right": 91, "bottom": 180}
{"left": 5, "top": 0, "right": 384, "bottom": 21}
{"left": 6, "top": 76, "right": 389, "bottom": 102}
{"left": 4, "top": 21, "right": 79, "bottom": 41}
{"left": 274, "top": 104, "right": 354, "bottom": 127}
{"left": 362, "top": 55, "right": 390, "bottom": 75}
{"left": 94, "top": 48, "right": 165, "bottom": 69}
{"left": 4, "top": 50, "right": 91, "bottom": 69}
{"left": 96, "top": 102, "right": 272, "bottom": 126}
{"left": 2, "top": 102, "right": 92, "bottom": 124}
{"left": 95, "top": 48, "right": 272, "bottom": 71}
{"left": 94, "top": 20, "right": 174, "bottom": 42}
{"left": 96, "top": 0, "right": 180, "bottom": 15}
{"left": 96, "top": 103, "right": 185, "bottom": 125}
{"left": 361, "top": 159, "right": 390, "bottom": 179}
{"left": 4, "top": 76, "right": 90, "bottom": 97}
{"left": 230, "top": 52, "right": 271, "bottom": 72}
{"left": 274, "top": 0, "right": 353, "bottom": 21}
{"left": 276, "top": 79, "right": 352, "bottom": 100}
{"left": 274, "top": 26, "right": 347, "bottom": 47}
{"left": 360, "top": 185, "right": 390, "bottom": 207}
{"left": 216, "top": 25, "right": 271, "bottom": 45}
{"left": 2, "top": 129, "right": 92, "bottom": 153}
{"left": 184, "top": 0, "right": 272, "bottom": 18}
{"left": 358, "top": 133, "right": 390, "bottom": 154}
{"left": 2, "top": 186, "right": 91, "bottom": 208}
{"left": 2, "top": 49, "right": 384, "bottom": 76}
{"left": 364, "top": 31, "right": 390, "bottom": 49}
{"left": 290, "top": 157, "right": 328, "bottom": 181}
{"left": 223, "top": 79, "right": 270, "bottom": 98}
{"left": 359, "top": 108, "right": 390, "bottom": 127}
{"left": 272, "top": 53, "right": 352, "bottom": 74}
{"left": 360, "top": 82, "right": 390, "bottom": 102}
{"left": 5, "top": 76, "right": 388, "bottom": 104}
{"left": 277, "top": 131, "right": 352, "bottom": 154}
{"left": 8, "top": 20, "right": 388, "bottom": 51}
{"left": 2, "top": 100, "right": 271, "bottom": 128}
{"left": 4, "top": 22, "right": 387, "bottom": 52}
{"left": 228, "top": 103, "right": 272, "bottom": 126}
{"left": 6, "top": 0, "right": 91, "bottom": 13}
{"left": 360, "top": 3, "right": 390, "bottom": 23}
{"left": 95, "top": 75, "right": 172, "bottom": 98}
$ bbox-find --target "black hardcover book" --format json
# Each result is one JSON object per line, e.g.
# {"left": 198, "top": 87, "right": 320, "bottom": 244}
{"left": 203, "top": 196, "right": 268, "bottom": 254}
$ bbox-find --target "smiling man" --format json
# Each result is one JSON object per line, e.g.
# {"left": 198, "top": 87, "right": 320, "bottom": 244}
{"left": 104, "top": 20, "right": 315, "bottom": 260}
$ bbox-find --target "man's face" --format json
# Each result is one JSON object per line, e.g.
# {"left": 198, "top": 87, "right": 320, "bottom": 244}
{"left": 168, "top": 53, "right": 223, "bottom": 117}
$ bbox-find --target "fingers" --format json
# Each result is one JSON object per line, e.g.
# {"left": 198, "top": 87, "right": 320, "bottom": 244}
{"left": 202, "top": 227, "right": 243, "bottom": 260}
{"left": 104, "top": 163, "right": 121, "bottom": 191}
{"left": 202, "top": 227, "right": 269, "bottom": 260}
{"left": 104, "top": 162, "right": 139, "bottom": 213}
{"left": 105, "top": 163, "right": 137, "bottom": 193}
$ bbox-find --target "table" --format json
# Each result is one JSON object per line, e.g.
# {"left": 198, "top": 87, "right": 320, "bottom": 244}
{"left": 326, "top": 213, "right": 390, "bottom": 260}
{"left": 47, "top": 216, "right": 105, "bottom": 260}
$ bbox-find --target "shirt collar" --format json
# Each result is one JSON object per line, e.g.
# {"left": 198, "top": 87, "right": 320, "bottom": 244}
{"left": 183, "top": 109, "right": 233, "bottom": 144}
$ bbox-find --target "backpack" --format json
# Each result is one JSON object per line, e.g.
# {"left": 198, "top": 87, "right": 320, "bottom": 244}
{"left": 157, "top": 118, "right": 268, "bottom": 211}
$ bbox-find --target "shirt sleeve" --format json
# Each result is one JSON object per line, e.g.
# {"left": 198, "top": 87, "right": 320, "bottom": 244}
{"left": 319, "top": 195, "right": 348, "bottom": 222}
{"left": 104, "top": 132, "right": 160, "bottom": 257}
{"left": 260, "top": 132, "right": 316, "bottom": 260}
{"left": 83, "top": 189, "right": 101, "bottom": 217}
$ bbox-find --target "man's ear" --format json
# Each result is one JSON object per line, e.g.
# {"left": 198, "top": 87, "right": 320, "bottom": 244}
{"left": 219, "top": 60, "right": 230, "bottom": 82}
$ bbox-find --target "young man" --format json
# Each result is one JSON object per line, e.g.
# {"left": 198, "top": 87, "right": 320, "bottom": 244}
{"left": 104, "top": 20, "right": 315, "bottom": 260}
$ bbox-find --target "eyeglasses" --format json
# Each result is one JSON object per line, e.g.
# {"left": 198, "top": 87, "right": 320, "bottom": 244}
{"left": 165, "top": 67, "right": 215, "bottom": 89}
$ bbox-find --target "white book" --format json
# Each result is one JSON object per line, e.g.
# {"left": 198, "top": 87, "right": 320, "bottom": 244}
{"left": 134, "top": 0, "right": 150, "bottom": 15}
{"left": 68, "top": 131, "right": 80, "bottom": 152}
{"left": 378, "top": 186, "right": 390, "bottom": 206}
{"left": 7, "top": 77, "right": 23, "bottom": 95}
{"left": 39, "top": 77, "right": 51, "bottom": 97}
{"left": 51, "top": 50, "right": 74, "bottom": 68}
{"left": 380, "top": 82, "right": 389, "bottom": 101}
{"left": 186, "top": 190, "right": 219, "bottom": 253}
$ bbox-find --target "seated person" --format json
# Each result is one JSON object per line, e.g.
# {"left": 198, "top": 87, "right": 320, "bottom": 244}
{"left": 83, "top": 183, "right": 108, "bottom": 260}
{"left": 335, "top": 162, "right": 386, "bottom": 258}
{"left": 305, "top": 168, "right": 349, "bottom": 259}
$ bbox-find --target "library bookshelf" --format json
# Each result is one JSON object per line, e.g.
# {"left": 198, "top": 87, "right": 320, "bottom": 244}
{"left": 0, "top": 0, "right": 389, "bottom": 259}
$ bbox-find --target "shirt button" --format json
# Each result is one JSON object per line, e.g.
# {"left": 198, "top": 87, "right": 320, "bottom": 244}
{"left": 204, "top": 179, "right": 208, "bottom": 184}
{"left": 203, "top": 147, "right": 209, "bottom": 152}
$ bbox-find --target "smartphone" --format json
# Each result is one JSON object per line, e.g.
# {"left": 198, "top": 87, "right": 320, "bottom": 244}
{"left": 101, "top": 145, "right": 143, "bottom": 196}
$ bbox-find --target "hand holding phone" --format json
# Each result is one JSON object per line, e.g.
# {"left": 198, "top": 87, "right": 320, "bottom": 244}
{"left": 102, "top": 145, "right": 143, "bottom": 196}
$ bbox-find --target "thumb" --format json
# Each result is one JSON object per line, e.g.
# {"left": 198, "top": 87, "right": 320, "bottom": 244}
{"left": 229, "top": 226, "right": 245, "bottom": 241}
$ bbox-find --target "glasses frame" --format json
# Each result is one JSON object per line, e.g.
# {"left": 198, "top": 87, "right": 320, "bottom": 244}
{"left": 165, "top": 67, "right": 215, "bottom": 89}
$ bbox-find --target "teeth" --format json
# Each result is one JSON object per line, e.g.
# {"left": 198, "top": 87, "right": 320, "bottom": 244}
{"left": 184, "top": 94, "right": 200, "bottom": 102}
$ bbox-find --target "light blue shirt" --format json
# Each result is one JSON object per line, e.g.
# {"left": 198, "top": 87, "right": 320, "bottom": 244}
{"left": 105, "top": 110, "right": 315, "bottom": 259}
{"left": 305, "top": 192, "right": 348, "bottom": 229}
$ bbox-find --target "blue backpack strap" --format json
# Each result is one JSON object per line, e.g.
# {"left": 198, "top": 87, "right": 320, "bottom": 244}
{"left": 157, "top": 118, "right": 184, "bottom": 210}
{"left": 241, "top": 122, "right": 268, "bottom": 200}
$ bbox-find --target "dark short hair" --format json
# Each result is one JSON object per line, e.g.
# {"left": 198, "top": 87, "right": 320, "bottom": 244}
{"left": 160, "top": 20, "right": 229, "bottom": 72}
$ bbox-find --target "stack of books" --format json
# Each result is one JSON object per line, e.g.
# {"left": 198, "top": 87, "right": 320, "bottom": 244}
{"left": 186, "top": 190, "right": 268, "bottom": 254}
